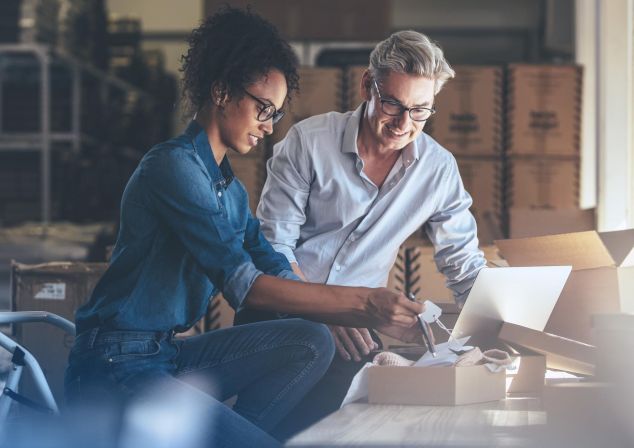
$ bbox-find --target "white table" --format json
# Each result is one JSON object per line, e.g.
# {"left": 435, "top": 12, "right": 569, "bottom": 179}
{"left": 287, "top": 397, "right": 544, "bottom": 447}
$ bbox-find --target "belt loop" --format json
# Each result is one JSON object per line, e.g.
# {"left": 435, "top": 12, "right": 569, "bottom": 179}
{"left": 87, "top": 327, "right": 100, "bottom": 349}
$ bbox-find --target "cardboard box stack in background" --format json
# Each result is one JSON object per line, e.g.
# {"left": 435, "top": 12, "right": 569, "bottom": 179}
{"left": 505, "top": 64, "right": 590, "bottom": 237}
{"left": 430, "top": 66, "right": 505, "bottom": 244}
{"left": 230, "top": 67, "right": 344, "bottom": 214}
{"left": 272, "top": 67, "right": 344, "bottom": 145}
{"left": 11, "top": 261, "right": 107, "bottom": 402}
{"left": 226, "top": 139, "right": 269, "bottom": 214}
{"left": 346, "top": 66, "right": 368, "bottom": 111}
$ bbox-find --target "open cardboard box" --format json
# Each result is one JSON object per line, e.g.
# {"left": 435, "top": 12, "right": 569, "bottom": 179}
{"left": 496, "top": 230, "right": 634, "bottom": 343}
{"left": 499, "top": 322, "right": 595, "bottom": 376}
{"left": 502, "top": 343, "right": 547, "bottom": 394}
{"left": 367, "top": 364, "right": 506, "bottom": 406}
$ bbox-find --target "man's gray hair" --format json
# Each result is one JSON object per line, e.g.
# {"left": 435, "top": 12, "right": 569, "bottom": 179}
{"left": 369, "top": 30, "right": 455, "bottom": 95}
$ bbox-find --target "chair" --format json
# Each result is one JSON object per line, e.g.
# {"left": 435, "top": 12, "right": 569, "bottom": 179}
{"left": 0, "top": 311, "right": 75, "bottom": 420}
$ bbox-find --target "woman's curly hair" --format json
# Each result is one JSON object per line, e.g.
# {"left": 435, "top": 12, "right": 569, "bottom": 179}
{"left": 180, "top": 7, "right": 299, "bottom": 116}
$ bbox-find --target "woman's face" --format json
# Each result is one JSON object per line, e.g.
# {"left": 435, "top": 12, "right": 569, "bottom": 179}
{"left": 218, "top": 68, "right": 287, "bottom": 155}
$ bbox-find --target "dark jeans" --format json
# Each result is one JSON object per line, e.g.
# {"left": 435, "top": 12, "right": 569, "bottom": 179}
{"left": 235, "top": 309, "right": 379, "bottom": 441}
{"left": 271, "top": 353, "right": 371, "bottom": 441}
{"left": 64, "top": 319, "right": 334, "bottom": 448}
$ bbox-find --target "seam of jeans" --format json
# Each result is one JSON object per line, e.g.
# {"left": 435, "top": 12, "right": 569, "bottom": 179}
{"left": 252, "top": 344, "right": 320, "bottom": 424}
{"left": 175, "top": 341, "right": 322, "bottom": 426}
{"left": 174, "top": 341, "right": 318, "bottom": 376}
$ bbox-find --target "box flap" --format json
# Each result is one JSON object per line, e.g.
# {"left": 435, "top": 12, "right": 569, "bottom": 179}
{"left": 495, "top": 232, "right": 615, "bottom": 271}
{"left": 598, "top": 229, "right": 634, "bottom": 267}
{"left": 11, "top": 260, "right": 107, "bottom": 275}
{"left": 499, "top": 322, "right": 595, "bottom": 376}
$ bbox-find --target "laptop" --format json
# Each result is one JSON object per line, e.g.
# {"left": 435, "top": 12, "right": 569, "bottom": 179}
{"left": 449, "top": 265, "right": 572, "bottom": 347}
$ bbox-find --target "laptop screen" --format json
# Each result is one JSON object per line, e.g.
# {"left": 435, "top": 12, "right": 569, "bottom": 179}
{"left": 450, "top": 265, "right": 572, "bottom": 347}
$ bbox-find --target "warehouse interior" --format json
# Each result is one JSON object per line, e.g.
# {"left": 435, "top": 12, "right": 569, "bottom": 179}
{"left": 1, "top": 0, "right": 633, "bottom": 446}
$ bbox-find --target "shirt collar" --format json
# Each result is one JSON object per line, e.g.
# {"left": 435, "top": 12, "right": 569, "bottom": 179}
{"left": 185, "top": 120, "right": 235, "bottom": 186}
{"left": 342, "top": 102, "right": 425, "bottom": 166}
{"left": 341, "top": 103, "right": 364, "bottom": 155}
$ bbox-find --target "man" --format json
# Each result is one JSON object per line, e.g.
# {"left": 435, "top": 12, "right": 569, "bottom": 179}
{"left": 241, "top": 30, "right": 487, "bottom": 437}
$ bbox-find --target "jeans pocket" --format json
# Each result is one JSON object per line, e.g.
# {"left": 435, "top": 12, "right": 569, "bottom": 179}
{"left": 105, "top": 339, "right": 161, "bottom": 363}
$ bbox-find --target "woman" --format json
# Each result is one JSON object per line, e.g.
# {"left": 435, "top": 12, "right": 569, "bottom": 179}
{"left": 65, "top": 7, "right": 423, "bottom": 447}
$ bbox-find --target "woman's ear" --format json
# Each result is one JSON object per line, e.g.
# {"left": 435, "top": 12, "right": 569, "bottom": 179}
{"left": 211, "top": 82, "right": 229, "bottom": 107}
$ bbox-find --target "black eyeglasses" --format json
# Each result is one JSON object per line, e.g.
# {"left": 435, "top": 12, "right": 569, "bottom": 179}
{"left": 243, "top": 90, "right": 285, "bottom": 124}
{"left": 373, "top": 79, "right": 435, "bottom": 122}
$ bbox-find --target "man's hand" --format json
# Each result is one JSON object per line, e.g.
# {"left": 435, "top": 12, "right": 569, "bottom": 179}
{"left": 328, "top": 326, "right": 378, "bottom": 362}
{"left": 366, "top": 288, "right": 424, "bottom": 327}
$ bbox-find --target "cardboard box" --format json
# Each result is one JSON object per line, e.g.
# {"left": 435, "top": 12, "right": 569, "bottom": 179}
{"left": 205, "top": 0, "right": 391, "bottom": 41}
{"left": 498, "top": 322, "right": 595, "bottom": 376}
{"left": 509, "top": 208, "right": 595, "bottom": 238}
{"left": 506, "top": 64, "right": 582, "bottom": 156}
{"left": 272, "top": 67, "right": 343, "bottom": 143}
{"left": 346, "top": 66, "right": 367, "bottom": 111}
{"left": 367, "top": 364, "right": 506, "bottom": 406}
{"left": 456, "top": 157, "right": 503, "bottom": 212}
{"left": 431, "top": 66, "right": 503, "bottom": 156}
{"left": 496, "top": 230, "right": 634, "bottom": 343}
{"left": 388, "top": 245, "right": 453, "bottom": 303}
{"left": 592, "top": 313, "right": 634, "bottom": 382}
{"left": 11, "top": 261, "right": 107, "bottom": 402}
{"left": 226, "top": 141, "right": 268, "bottom": 214}
{"left": 504, "top": 345, "right": 547, "bottom": 394}
{"left": 506, "top": 157, "right": 579, "bottom": 209}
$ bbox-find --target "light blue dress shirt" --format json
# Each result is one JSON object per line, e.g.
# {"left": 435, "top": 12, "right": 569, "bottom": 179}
{"left": 257, "top": 104, "right": 486, "bottom": 304}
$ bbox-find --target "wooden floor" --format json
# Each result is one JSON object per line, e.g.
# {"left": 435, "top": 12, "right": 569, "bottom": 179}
{"left": 287, "top": 397, "right": 545, "bottom": 447}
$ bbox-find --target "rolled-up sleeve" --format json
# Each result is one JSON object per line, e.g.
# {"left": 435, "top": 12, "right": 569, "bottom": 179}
{"left": 257, "top": 127, "right": 311, "bottom": 265}
{"left": 424, "top": 156, "right": 487, "bottom": 305}
{"left": 243, "top": 211, "right": 300, "bottom": 281}
{"left": 141, "top": 149, "right": 261, "bottom": 310}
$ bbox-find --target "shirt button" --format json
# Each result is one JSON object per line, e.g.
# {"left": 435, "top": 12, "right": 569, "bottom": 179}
{"left": 334, "top": 264, "right": 341, "bottom": 271}
{"left": 217, "top": 191, "right": 222, "bottom": 197}
{"left": 349, "top": 235, "right": 356, "bottom": 242}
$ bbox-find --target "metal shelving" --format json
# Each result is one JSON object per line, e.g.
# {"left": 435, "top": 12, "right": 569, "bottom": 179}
{"left": 0, "top": 43, "right": 152, "bottom": 227}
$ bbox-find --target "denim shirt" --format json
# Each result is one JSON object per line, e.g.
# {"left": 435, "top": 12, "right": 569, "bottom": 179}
{"left": 75, "top": 121, "right": 298, "bottom": 334}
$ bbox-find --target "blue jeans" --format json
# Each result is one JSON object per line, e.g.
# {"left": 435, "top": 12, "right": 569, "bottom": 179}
{"left": 64, "top": 319, "right": 334, "bottom": 448}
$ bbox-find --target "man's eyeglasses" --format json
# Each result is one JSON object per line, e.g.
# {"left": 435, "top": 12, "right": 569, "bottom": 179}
{"left": 373, "top": 79, "right": 435, "bottom": 122}
{"left": 243, "top": 90, "right": 285, "bottom": 124}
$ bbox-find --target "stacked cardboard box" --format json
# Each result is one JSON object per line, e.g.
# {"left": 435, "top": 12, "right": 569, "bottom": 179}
{"left": 272, "top": 67, "right": 344, "bottom": 144}
{"left": 225, "top": 139, "right": 269, "bottom": 215}
{"left": 244, "top": 67, "right": 343, "bottom": 212}
{"left": 11, "top": 262, "right": 108, "bottom": 403}
{"left": 205, "top": 0, "right": 391, "bottom": 41}
{"left": 505, "top": 65, "right": 589, "bottom": 237}
{"left": 346, "top": 65, "right": 368, "bottom": 111}
{"left": 430, "top": 66, "right": 505, "bottom": 244}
